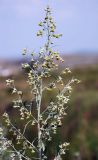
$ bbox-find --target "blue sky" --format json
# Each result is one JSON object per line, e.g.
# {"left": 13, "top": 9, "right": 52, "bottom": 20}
{"left": 0, "top": 0, "right": 98, "bottom": 59}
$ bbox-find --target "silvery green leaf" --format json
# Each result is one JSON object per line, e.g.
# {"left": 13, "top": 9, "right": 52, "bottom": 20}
{"left": 41, "top": 142, "right": 45, "bottom": 152}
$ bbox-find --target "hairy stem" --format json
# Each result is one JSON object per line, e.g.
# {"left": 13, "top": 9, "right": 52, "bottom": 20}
{"left": 36, "top": 79, "right": 42, "bottom": 160}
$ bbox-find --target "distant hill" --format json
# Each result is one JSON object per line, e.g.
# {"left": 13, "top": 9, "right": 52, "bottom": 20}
{"left": 0, "top": 59, "right": 21, "bottom": 77}
{"left": 0, "top": 53, "right": 98, "bottom": 76}
{"left": 62, "top": 53, "right": 98, "bottom": 68}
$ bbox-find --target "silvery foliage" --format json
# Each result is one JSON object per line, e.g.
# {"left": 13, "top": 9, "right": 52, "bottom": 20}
{"left": 0, "top": 126, "right": 18, "bottom": 160}
{"left": 2, "top": 6, "right": 79, "bottom": 160}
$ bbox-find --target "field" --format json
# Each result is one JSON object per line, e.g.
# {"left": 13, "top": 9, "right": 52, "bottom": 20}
{"left": 0, "top": 56, "right": 98, "bottom": 159}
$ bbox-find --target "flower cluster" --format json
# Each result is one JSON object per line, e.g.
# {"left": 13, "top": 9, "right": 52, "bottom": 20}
{"left": 6, "top": 79, "right": 14, "bottom": 86}
{"left": 59, "top": 142, "right": 70, "bottom": 155}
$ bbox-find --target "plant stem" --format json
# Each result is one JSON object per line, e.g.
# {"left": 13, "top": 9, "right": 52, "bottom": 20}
{"left": 46, "top": 7, "right": 51, "bottom": 54}
{"left": 37, "top": 79, "right": 42, "bottom": 160}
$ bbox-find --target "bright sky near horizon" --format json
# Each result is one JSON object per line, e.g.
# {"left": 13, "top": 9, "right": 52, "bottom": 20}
{"left": 0, "top": 0, "right": 98, "bottom": 59}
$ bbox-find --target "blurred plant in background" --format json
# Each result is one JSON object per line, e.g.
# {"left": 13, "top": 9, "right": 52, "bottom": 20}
{"left": 0, "top": 6, "right": 79, "bottom": 160}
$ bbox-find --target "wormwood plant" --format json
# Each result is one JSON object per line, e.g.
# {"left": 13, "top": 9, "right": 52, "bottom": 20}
{"left": 1, "top": 6, "right": 79, "bottom": 160}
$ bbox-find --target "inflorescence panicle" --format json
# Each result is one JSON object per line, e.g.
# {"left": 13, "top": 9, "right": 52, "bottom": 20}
{"left": 1, "top": 6, "right": 80, "bottom": 160}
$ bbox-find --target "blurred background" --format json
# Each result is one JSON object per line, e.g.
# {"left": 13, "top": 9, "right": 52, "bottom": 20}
{"left": 0, "top": 0, "right": 98, "bottom": 159}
